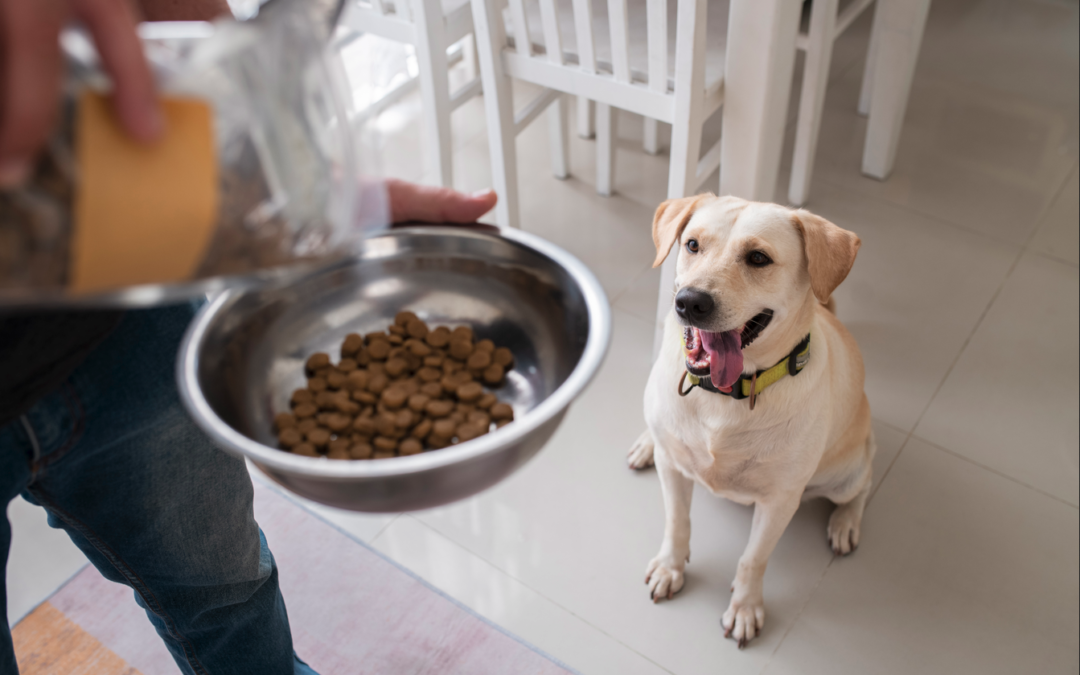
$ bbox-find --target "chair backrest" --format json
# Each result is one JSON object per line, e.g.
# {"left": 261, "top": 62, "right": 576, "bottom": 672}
{"left": 358, "top": 0, "right": 414, "bottom": 22}
{"left": 491, "top": 0, "right": 712, "bottom": 123}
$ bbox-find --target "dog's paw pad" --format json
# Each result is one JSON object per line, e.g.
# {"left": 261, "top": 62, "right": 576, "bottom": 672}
{"left": 827, "top": 504, "right": 862, "bottom": 556}
{"left": 645, "top": 558, "right": 684, "bottom": 603}
{"left": 722, "top": 599, "right": 765, "bottom": 648}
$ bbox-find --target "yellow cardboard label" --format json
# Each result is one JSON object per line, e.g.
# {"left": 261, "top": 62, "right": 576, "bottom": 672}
{"left": 71, "top": 91, "right": 218, "bottom": 294}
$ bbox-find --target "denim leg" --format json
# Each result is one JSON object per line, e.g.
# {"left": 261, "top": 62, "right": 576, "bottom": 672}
{"left": 9, "top": 304, "right": 315, "bottom": 675}
{"left": 0, "top": 420, "right": 35, "bottom": 673}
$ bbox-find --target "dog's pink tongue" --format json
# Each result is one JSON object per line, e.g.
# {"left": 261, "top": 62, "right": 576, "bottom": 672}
{"left": 700, "top": 330, "right": 743, "bottom": 390}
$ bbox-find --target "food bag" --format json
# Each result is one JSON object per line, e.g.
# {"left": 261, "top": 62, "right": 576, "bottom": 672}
{"left": 0, "top": 0, "right": 380, "bottom": 306}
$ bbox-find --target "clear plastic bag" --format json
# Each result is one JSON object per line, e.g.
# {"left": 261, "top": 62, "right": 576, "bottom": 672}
{"left": 0, "top": 0, "right": 380, "bottom": 306}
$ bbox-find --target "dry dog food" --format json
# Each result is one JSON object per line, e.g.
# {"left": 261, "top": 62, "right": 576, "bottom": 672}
{"left": 274, "top": 312, "right": 517, "bottom": 460}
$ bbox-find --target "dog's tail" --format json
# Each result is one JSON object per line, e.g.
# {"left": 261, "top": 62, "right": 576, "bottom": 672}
{"left": 823, "top": 297, "right": 837, "bottom": 314}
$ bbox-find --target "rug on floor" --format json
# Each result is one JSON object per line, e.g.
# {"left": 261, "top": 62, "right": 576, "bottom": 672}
{"left": 13, "top": 480, "right": 577, "bottom": 675}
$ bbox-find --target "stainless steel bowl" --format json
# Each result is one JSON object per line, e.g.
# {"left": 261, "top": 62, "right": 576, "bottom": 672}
{"left": 177, "top": 225, "right": 610, "bottom": 512}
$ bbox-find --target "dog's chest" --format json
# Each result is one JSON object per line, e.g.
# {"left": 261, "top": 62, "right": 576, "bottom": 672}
{"left": 648, "top": 389, "right": 803, "bottom": 501}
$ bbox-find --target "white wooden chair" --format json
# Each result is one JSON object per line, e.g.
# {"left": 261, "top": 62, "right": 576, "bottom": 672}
{"left": 470, "top": 0, "right": 727, "bottom": 229}
{"left": 336, "top": 0, "right": 484, "bottom": 187}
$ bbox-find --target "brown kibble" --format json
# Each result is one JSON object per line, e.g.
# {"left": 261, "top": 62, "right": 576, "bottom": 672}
{"left": 346, "top": 370, "right": 369, "bottom": 391}
{"left": 456, "top": 382, "right": 483, "bottom": 402}
{"left": 421, "top": 382, "right": 444, "bottom": 398}
{"left": 381, "top": 387, "right": 408, "bottom": 409}
{"left": 291, "top": 388, "right": 314, "bottom": 406}
{"left": 367, "top": 362, "right": 385, "bottom": 375}
{"left": 425, "top": 327, "right": 451, "bottom": 348}
{"left": 353, "top": 416, "right": 377, "bottom": 436}
{"left": 385, "top": 358, "right": 408, "bottom": 377}
{"left": 490, "top": 403, "right": 514, "bottom": 421}
{"left": 395, "top": 311, "right": 420, "bottom": 326}
{"left": 372, "top": 450, "right": 395, "bottom": 460}
{"left": 468, "top": 410, "right": 492, "bottom": 429}
{"left": 427, "top": 435, "right": 450, "bottom": 449}
{"left": 408, "top": 340, "right": 432, "bottom": 357}
{"left": 297, "top": 418, "right": 318, "bottom": 434}
{"left": 388, "top": 334, "right": 404, "bottom": 345}
{"left": 334, "top": 396, "right": 360, "bottom": 415}
{"left": 314, "top": 367, "right": 332, "bottom": 380}
{"left": 483, "top": 364, "right": 505, "bottom": 385}
{"left": 432, "top": 418, "right": 457, "bottom": 438}
{"left": 293, "top": 442, "right": 318, "bottom": 457}
{"left": 274, "top": 412, "right": 297, "bottom": 430}
{"left": 417, "top": 367, "right": 442, "bottom": 382}
{"left": 306, "top": 427, "right": 331, "bottom": 448}
{"left": 398, "top": 378, "right": 420, "bottom": 396}
{"left": 352, "top": 390, "right": 377, "bottom": 405}
{"left": 375, "top": 412, "right": 397, "bottom": 437}
{"left": 467, "top": 350, "right": 492, "bottom": 370}
{"left": 314, "top": 391, "right": 337, "bottom": 410}
{"left": 306, "top": 352, "right": 331, "bottom": 373}
{"left": 448, "top": 410, "right": 466, "bottom": 424}
{"left": 338, "top": 358, "right": 358, "bottom": 373}
{"left": 448, "top": 340, "right": 473, "bottom": 360}
{"left": 493, "top": 347, "right": 514, "bottom": 369}
{"left": 423, "top": 355, "right": 443, "bottom": 368}
{"left": 442, "top": 360, "right": 462, "bottom": 375}
{"left": 399, "top": 438, "right": 423, "bottom": 456}
{"left": 278, "top": 427, "right": 303, "bottom": 448}
{"left": 476, "top": 393, "right": 497, "bottom": 410}
{"left": 451, "top": 326, "right": 473, "bottom": 342}
{"left": 326, "top": 414, "right": 352, "bottom": 433}
{"left": 425, "top": 399, "right": 454, "bottom": 418}
{"left": 394, "top": 409, "right": 414, "bottom": 429}
{"left": 326, "top": 371, "right": 347, "bottom": 390}
{"left": 412, "top": 418, "right": 433, "bottom": 439}
{"left": 457, "top": 423, "right": 484, "bottom": 442}
{"left": 349, "top": 443, "right": 374, "bottom": 460}
{"left": 496, "top": 419, "right": 512, "bottom": 429}
{"left": 388, "top": 324, "right": 406, "bottom": 336}
{"left": 341, "top": 333, "right": 364, "bottom": 357}
{"left": 308, "top": 377, "right": 328, "bottom": 392}
{"left": 328, "top": 437, "right": 351, "bottom": 455}
{"left": 293, "top": 403, "right": 318, "bottom": 419}
{"left": 367, "top": 373, "right": 389, "bottom": 394}
{"left": 406, "top": 319, "right": 429, "bottom": 339}
{"left": 373, "top": 436, "right": 398, "bottom": 452}
{"left": 455, "top": 402, "right": 475, "bottom": 414}
{"left": 475, "top": 339, "right": 495, "bottom": 353}
{"left": 328, "top": 445, "right": 351, "bottom": 460}
{"left": 355, "top": 348, "right": 371, "bottom": 367}
{"left": 408, "top": 394, "right": 430, "bottom": 412}
{"left": 366, "top": 331, "right": 389, "bottom": 344}
{"left": 368, "top": 340, "right": 391, "bottom": 360}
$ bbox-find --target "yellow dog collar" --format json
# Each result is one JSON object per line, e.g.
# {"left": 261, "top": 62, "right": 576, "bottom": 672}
{"left": 679, "top": 334, "right": 811, "bottom": 410}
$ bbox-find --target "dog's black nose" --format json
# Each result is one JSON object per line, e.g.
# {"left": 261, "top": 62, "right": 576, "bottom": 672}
{"left": 674, "top": 288, "right": 715, "bottom": 323}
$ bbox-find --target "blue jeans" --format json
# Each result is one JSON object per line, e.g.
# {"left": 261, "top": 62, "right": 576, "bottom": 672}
{"left": 0, "top": 304, "right": 317, "bottom": 675}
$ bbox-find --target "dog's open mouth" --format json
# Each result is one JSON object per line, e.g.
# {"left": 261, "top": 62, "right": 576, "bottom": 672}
{"left": 683, "top": 310, "right": 774, "bottom": 391}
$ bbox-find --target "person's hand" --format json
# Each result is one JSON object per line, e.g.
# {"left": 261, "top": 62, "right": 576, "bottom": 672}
{"left": 388, "top": 178, "right": 498, "bottom": 224}
{"left": 0, "top": 0, "right": 163, "bottom": 188}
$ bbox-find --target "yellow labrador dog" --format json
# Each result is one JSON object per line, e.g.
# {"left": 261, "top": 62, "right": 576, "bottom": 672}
{"left": 628, "top": 195, "right": 873, "bottom": 648}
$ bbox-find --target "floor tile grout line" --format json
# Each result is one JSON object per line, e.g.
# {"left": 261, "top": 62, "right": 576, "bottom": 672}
{"left": 365, "top": 513, "right": 403, "bottom": 545}
{"left": 909, "top": 433, "right": 1079, "bottom": 509}
{"left": 389, "top": 514, "right": 679, "bottom": 675}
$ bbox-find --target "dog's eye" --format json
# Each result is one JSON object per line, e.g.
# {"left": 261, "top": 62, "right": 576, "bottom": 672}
{"left": 686, "top": 239, "right": 700, "bottom": 253}
{"left": 747, "top": 251, "right": 772, "bottom": 267}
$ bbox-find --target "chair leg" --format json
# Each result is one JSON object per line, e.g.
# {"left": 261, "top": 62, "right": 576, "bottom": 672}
{"left": 643, "top": 118, "right": 660, "bottom": 155}
{"left": 548, "top": 95, "right": 570, "bottom": 179}
{"left": 415, "top": 0, "right": 454, "bottom": 187}
{"left": 577, "top": 96, "right": 595, "bottom": 139}
{"left": 470, "top": 0, "right": 520, "bottom": 226}
{"left": 858, "top": 0, "right": 882, "bottom": 116}
{"left": 789, "top": 0, "right": 838, "bottom": 207}
{"left": 595, "top": 102, "right": 614, "bottom": 196}
{"left": 861, "top": 0, "right": 931, "bottom": 180}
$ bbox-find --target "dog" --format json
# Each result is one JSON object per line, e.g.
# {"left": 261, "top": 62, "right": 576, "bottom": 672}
{"left": 627, "top": 194, "right": 874, "bottom": 648}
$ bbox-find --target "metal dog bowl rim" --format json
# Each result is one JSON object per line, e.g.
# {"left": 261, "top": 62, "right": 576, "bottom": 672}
{"left": 177, "top": 224, "right": 611, "bottom": 480}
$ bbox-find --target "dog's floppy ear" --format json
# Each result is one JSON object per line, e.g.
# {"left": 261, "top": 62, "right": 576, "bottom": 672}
{"left": 652, "top": 194, "right": 713, "bottom": 268}
{"left": 792, "top": 210, "right": 861, "bottom": 302}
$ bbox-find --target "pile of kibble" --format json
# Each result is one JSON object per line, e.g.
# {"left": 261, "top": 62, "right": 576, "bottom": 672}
{"left": 274, "top": 312, "right": 516, "bottom": 460}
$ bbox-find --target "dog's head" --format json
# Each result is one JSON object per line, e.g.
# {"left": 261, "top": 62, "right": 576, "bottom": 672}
{"left": 652, "top": 194, "right": 860, "bottom": 391}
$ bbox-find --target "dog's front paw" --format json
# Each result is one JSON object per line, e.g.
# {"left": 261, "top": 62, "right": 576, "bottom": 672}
{"left": 827, "top": 501, "right": 863, "bottom": 556}
{"left": 645, "top": 556, "right": 685, "bottom": 603}
{"left": 722, "top": 594, "right": 765, "bottom": 649}
{"left": 627, "top": 430, "right": 655, "bottom": 469}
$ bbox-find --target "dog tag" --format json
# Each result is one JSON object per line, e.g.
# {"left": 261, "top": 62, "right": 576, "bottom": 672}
{"left": 70, "top": 91, "right": 218, "bottom": 293}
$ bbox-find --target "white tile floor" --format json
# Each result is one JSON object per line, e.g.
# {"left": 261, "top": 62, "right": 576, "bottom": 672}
{"left": 7, "top": 1, "right": 1079, "bottom": 673}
